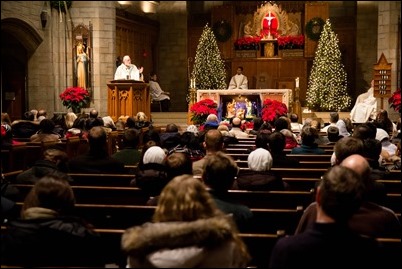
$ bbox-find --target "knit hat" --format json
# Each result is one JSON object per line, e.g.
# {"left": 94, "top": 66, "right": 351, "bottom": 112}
{"left": 143, "top": 146, "right": 166, "bottom": 164}
{"left": 375, "top": 128, "right": 389, "bottom": 142}
{"left": 186, "top": 124, "right": 198, "bottom": 134}
{"left": 247, "top": 148, "right": 273, "bottom": 171}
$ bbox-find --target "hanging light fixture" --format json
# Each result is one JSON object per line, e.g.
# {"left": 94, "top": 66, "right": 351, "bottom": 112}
{"left": 141, "top": 1, "right": 160, "bottom": 14}
{"left": 40, "top": 2, "right": 48, "bottom": 28}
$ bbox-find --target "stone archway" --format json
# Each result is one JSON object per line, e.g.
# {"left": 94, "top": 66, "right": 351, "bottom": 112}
{"left": 1, "top": 18, "right": 43, "bottom": 120}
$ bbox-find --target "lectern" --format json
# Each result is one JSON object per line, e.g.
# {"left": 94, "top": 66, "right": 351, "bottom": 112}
{"left": 107, "top": 80, "right": 150, "bottom": 122}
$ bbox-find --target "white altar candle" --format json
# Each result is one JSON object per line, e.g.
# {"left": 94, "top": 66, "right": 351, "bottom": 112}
{"left": 295, "top": 77, "right": 299, "bottom": 88}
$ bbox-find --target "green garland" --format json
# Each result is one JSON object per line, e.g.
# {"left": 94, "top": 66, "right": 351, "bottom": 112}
{"left": 213, "top": 21, "right": 232, "bottom": 42}
{"left": 305, "top": 17, "right": 325, "bottom": 41}
{"left": 50, "top": 1, "right": 72, "bottom": 13}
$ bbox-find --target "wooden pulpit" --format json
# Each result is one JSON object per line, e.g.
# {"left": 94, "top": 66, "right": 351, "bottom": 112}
{"left": 107, "top": 80, "right": 150, "bottom": 122}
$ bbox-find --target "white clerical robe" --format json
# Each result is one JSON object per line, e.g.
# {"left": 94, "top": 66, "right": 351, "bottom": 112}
{"left": 350, "top": 88, "right": 377, "bottom": 123}
{"left": 228, "top": 74, "right": 248, "bottom": 89}
{"left": 114, "top": 64, "right": 141, "bottom": 81}
{"left": 149, "top": 80, "right": 170, "bottom": 101}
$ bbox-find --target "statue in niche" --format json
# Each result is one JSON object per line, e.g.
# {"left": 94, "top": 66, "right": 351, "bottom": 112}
{"left": 243, "top": 20, "right": 253, "bottom": 37}
{"left": 76, "top": 43, "right": 88, "bottom": 89}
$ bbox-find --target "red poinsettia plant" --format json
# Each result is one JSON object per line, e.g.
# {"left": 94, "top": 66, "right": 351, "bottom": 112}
{"left": 388, "top": 88, "right": 401, "bottom": 112}
{"left": 277, "top": 35, "right": 305, "bottom": 49}
{"left": 234, "top": 36, "right": 262, "bottom": 50}
{"left": 261, "top": 99, "right": 288, "bottom": 123}
{"left": 60, "top": 86, "right": 90, "bottom": 111}
{"left": 190, "top": 98, "right": 218, "bottom": 125}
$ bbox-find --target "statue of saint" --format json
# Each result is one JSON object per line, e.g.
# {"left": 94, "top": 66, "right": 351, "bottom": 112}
{"left": 243, "top": 21, "right": 253, "bottom": 37}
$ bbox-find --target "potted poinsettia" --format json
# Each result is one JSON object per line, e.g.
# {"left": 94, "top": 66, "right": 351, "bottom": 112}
{"left": 189, "top": 98, "right": 218, "bottom": 125}
{"left": 388, "top": 88, "right": 401, "bottom": 113}
{"left": 261, "top": 98, "right": 288, "bottom": 124}
{"left": 60, "top": 86, "right": 90, "bottom": 113}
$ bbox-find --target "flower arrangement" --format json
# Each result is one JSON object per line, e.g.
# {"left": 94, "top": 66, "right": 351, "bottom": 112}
{"left": 277, "top": 35, "right": 305, "bottom": 50}
{"left": 388, "top": 88, "right": 401, "bottom": 112}
{"left": 261, "top": 99, "right": 288, "bottom": 123}
{"left": 60, "top": 86, "right": 90, "bottom": 112}
{"left": 189, "top": 99, "right": 218, "bottom": 125}
{"left": 234, "top": 36, "right": 261, "bottom": 50}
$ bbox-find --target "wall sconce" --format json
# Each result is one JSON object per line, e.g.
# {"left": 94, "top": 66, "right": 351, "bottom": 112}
{"left": 40, "top": 9, "right": 48, "bottom": 28}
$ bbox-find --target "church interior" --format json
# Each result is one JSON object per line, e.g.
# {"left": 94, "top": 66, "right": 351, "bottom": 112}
{"left": 1, "top": 1, "right": 401, "bottom": 268}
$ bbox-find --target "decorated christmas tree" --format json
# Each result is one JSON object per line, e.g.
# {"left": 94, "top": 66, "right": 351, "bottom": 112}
{"left": 306, "top": 19, "right": 351, "bottom": 111}
{"left": 191, "top": 24, "right": 227, "bottom": 89}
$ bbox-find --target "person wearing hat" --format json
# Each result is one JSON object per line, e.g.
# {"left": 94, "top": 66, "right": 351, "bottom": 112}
{"left": 236, "top": 148, "right": 286, "bottom": 191}
{"left": 135, "top": 145, "right": 169, "bottom": 198}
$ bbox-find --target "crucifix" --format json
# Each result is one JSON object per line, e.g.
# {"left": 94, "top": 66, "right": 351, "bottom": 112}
{"left": 264, "top": 11, "right": 275, "bottom": 39}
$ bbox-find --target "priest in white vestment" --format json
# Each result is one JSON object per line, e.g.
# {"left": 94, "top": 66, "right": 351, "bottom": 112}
{"left": 114, "top": 55, "right": 143, "bottom": 81}
{"left": 350, "top": 80, "right": 377, "bottom": 123}
{"left": 228, "top": 66, "right": 248, "bottom": 90}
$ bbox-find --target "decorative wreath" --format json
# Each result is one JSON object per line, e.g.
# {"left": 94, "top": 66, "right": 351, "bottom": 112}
{"left": 213, "top": 21, "right": 232, "bottom": 42}
{"left": 50, "top": 1, "right": 72, "bottom": 13}
{"left": 305, "top": 17, "right": 325, "bottom": 41}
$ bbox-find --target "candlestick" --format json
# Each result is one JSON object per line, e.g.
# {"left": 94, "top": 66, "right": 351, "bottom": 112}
{"left": 295, "top": 77, "right": 299, "bottom": 88}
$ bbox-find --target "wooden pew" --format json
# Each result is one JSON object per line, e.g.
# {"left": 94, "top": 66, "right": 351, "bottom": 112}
{"left": 1, "top": 144, "right": 28, "bottom": 172}
{"left": 11, "top": 202, "right": 303, "bottom": 235}
{"left": 226, "top": 189, "right": 315, "bottom": 209}
{"left": 11, "top": 185, "right": 149, "bottom": 205}
{"left": 11, "top": 184, "right": 314, "bottom": 209}
{"left": 2, "top": 223, "right": 400, "bottom": 269}
{"left": 92, "top": 230, "right": 401, "bottom": 269}
{"left": 235, "top": 160, "right": 331, "bottom": 169}
{"left": 67, "top": 173, "right": 135, "bottom": 186}
{"left": 250, "top": 168, "right": 328, "bottom": 179}
{"left": 89, "top": 229, "right": 282, "bottom": 268}
{"left": 228, "top": 153, "right": 333, "bottom": 162}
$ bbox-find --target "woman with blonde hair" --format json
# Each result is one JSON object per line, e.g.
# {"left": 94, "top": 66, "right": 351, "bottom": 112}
{"left": 122, "top": 174, "right": 251, "bottom": 268}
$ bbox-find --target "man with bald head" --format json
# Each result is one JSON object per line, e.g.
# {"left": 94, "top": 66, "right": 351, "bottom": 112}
{"left": 295, "top": 154, "right": 401, "bottom": 238}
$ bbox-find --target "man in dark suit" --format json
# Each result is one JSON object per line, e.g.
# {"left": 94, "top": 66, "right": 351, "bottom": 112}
{"left": 68, "top": 126, "right": 125, "bottom": 174}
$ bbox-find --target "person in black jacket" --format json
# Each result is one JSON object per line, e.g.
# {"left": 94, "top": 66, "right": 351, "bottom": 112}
{"left": 1, "top": 175, "right": 106, "bottom": 267}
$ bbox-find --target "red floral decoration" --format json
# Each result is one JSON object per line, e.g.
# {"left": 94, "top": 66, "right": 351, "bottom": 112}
{"left": 189, "top": 99, "right": 218, "bottom": 125}
{"left": 261, "top": 99, "right": 288, "bottom": 123}
{"left": 388, "top": 88, "right": 401, "bottom": 112}
{"left": 234, "top": 36, "right": 262, "bottom": 50}
{"left": 60, "top": 86, "right": 90, "bottom": 110}
{"left": 242, "top": 121, "right": 254, "bottom": 130}
{"left": 277, "top": 35, "right": 305, "bottom": 49}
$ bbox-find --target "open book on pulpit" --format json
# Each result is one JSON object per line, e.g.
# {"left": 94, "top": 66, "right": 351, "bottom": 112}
{"left": 110, "top": 79, "right": 144, "bottom": 83}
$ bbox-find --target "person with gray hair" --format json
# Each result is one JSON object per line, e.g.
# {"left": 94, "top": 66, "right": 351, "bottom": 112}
{"left": 114, "top": 55, "right": 143, "bottom": 81}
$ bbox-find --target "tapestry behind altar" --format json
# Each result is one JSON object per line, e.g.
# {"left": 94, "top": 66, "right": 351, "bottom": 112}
{"left": 197, "top": 89, "right": 291, "bottom": 121}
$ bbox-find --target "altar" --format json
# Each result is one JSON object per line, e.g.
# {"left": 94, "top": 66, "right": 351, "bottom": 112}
{"left": 197, "top": 89, "right": 291, "bottom": 120}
